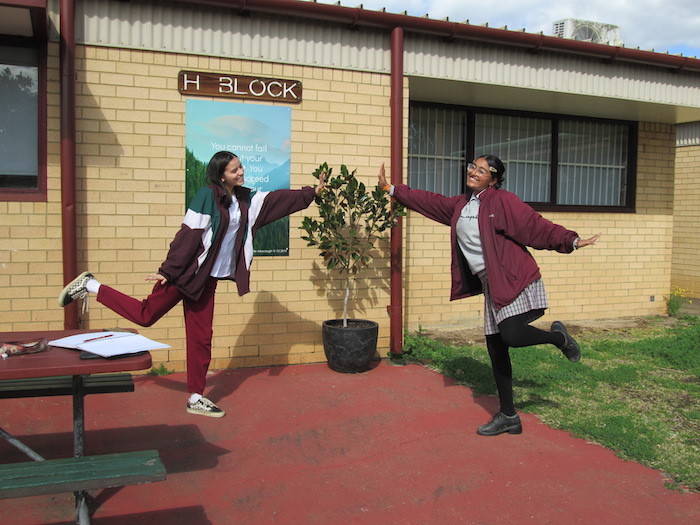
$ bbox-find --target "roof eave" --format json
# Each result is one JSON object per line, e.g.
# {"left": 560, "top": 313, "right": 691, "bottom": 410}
{"left": 180, "top": 0, "right": 700, "bottom": 73}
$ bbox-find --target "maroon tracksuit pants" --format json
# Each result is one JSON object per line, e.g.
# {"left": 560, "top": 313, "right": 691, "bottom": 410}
{"left": 97, "top": 277, "right": 218, "bottom": 394}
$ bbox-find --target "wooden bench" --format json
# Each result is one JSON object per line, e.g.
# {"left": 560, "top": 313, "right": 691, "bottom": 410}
{"left": 0, "top": 373, "right": 134, "bottom": 400}
{"left": 0, "top": 449, "right": 166, "bottom": 499}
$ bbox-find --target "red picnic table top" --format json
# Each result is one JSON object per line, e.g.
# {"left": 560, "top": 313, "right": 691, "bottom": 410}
{"left": 0, "top": 329, "right": 153, "bottom": 380}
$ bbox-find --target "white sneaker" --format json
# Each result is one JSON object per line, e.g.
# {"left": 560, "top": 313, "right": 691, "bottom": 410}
{"left": 186, "top": 396, "right": 225, "bottom": 418}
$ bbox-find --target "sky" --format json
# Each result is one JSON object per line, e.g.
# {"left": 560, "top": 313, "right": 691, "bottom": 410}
{"left": 186, "top": 100, "right": 291, "bottom": 167}
{"left": 309, "top": 0, "right": 700, "bottom": 58}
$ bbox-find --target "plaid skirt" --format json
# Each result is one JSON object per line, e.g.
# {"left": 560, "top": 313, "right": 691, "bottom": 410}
{"left": 478, "top": 271, "right": 548, "bottom": 335}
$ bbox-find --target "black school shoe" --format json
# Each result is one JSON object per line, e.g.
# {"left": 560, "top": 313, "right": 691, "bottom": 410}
{"left": 477, "top": 412, "right": 522, "bottom": 436}
{"left": 551, "top": 321, "right": 581, "bottom": 362}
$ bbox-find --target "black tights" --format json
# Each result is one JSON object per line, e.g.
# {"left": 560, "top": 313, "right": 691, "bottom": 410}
{"left": 485, "top": 312, "right": 566, "bottom": 416}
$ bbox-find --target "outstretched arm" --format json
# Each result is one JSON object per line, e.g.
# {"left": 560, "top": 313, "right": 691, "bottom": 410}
{"left": 576, "top": 233, "right": 602, "bottom": 249}
{"left": 376, "top": 163, "right": 461, "bottom": 226}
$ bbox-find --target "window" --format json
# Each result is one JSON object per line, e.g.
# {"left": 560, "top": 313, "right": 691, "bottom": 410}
{"left": 557, "top": 119, "right": 630, "bottom": 206}
{"left": 0, "top": 44, "right": 45, "bottom": 200}
{"left": 408, "top": 103, "right": 636, "bottom": 211}
{"left": 408, "top": 105, "right": 466, "bottom": 197}
{"left": 475, "top": 114, "right": 552, "bottom": 203}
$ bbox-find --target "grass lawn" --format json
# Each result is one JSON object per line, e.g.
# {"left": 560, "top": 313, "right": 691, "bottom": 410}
{"left": 400, "top": 315, "right": 700, "bottom": 492}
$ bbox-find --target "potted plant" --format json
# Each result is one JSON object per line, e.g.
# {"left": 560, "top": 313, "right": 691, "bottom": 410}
{"left": 300, "top": 162, "right": 404, "bottom": 373}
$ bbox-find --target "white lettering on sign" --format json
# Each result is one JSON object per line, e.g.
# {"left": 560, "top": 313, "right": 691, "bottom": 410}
{"left": 219, "top": 77, "right": 233, "bottom": 93}
{"left": 179, "top": 70, "right": 302, "bottom": 103}
{"left": 235, "top": 78, "right": 247, "bottom": 95}
{"left": 181, "top": 73, "right": 200, "bottom": 90}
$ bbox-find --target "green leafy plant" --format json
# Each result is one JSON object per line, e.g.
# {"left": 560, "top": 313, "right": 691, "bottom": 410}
{"left": 147, "top": 363, "right": 174, "bottom": 376}
{"left": 665, "top": 286, "right": 692, "bottom": 317}
{"left": 300, "top": 163, "right": 404, "bottom": 327}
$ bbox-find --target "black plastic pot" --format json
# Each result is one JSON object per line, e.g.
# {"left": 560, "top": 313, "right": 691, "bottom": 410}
{"left": 322, "top": 319, "right": 378, "bottom": 373}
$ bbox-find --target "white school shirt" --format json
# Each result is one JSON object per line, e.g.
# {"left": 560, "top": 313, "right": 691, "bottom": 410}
{"left": 210, "top": 198, "right": 241, "bottom": 278}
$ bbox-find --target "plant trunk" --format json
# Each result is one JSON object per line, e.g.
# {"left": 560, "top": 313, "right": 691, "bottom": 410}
{"left": 342, "top": 273, "right": 351, "bottom": 327}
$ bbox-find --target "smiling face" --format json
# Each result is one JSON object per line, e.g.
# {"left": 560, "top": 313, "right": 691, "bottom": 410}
{"left": 465, "top": 157, "right": 497, "bottom": 193}
{"left": 221, "top": 157, "right": 245, "bottom": 192}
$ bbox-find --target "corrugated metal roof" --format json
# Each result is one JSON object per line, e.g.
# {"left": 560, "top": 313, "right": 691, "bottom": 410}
{"left": 65, "top": 0, "right": 700, "bottom": 120}
{"left": 404, "top": 35, "right": 700, "bottom": 109}
{"left": 76, "top": 0, "right": 389, "bottom": 71}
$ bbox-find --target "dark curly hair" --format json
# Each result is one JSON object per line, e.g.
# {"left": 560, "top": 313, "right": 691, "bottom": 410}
{"left": 476, "top": 155, "right": 506, "bottom": 189}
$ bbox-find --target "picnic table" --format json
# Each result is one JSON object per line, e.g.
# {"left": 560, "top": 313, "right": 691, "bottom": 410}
{"left": 0, "top": 329, "right": 166, "bottom": 524}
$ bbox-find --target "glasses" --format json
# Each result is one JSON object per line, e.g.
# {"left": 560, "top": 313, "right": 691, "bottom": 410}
{"left": 467, "top": 162, "right": 497, "bottom": 176}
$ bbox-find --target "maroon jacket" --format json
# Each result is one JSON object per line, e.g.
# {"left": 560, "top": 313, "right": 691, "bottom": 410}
{"left": 159, "top": 184, "right": 316, "bottom": 301}
{"left": 392, "top": 185, "right": 578, "bottom": 309}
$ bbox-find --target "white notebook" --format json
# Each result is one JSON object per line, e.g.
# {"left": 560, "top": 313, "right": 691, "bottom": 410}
{"left": 49, "top": 331, "right": 170, "bottom": 358}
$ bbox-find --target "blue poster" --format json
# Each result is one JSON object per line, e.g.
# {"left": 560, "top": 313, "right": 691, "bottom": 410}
{"left": 185, "top": 100, "right": 292, "bottom": 255}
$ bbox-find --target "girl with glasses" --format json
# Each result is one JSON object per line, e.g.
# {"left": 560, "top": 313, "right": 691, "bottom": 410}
{"left": 379, "top": 156, "right": 600, "bottom": 436}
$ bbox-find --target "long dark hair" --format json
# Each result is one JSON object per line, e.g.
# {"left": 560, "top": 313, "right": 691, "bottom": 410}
{"left": 206, "top": 150, "right": 239, "bottom": 207}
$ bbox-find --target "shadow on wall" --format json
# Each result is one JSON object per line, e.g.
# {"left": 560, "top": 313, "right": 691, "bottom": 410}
{"left": 220, "top": 291, "right": 321, "bottom": 369}
{"left": 306, "top": 247, "right": 391, "bottom": 321}
{"left": 214, "top": 252, "right": 392, "bottom": 371}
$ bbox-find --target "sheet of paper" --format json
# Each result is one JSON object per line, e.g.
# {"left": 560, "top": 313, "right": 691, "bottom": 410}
{"left": 49, "top": 332, "right": 125, "bottom": 349}
{"left": 49, "top": 331, "right": 170, "bottom": 357}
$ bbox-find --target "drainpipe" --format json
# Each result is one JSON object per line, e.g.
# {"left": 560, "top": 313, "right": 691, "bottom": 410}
{"left": 388, "top": 27, "right": 404, "bottom": 356}
{"left": 60, "top": 0, "right": 78, "bottom": 329}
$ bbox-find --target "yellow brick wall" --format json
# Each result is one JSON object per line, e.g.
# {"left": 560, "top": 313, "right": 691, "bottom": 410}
{"left": 401, "top": 121, "right": 673, "bottom": 333}
{"left": 0, "top": 43, "right": 64, "bottom": 331}
{"left": 672, "top": 142, "right": 700, "bottom": 299}
{"left": 637, "top": 123, "right": 675, "bottom": 215}
{"left": 0, "top": 43, "right": 678, "bottom": 372}
{"left": 0, "top": 45, "right": 400, "bottom": 372}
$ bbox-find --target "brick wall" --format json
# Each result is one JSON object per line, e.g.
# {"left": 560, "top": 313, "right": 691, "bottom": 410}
{"left": 0, "top": 44, "right": 678, "bottom": 372}
{"left": 672, "top": 142, "right": 700, "bottom": 299}
{"left": 0, "top": 44, "right": 63, "bottom": 332}
{"left": 33, "top": 45, "right": 396, "bottom": 373}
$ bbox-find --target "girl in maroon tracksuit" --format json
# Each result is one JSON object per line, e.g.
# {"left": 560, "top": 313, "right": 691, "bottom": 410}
{"left": 59, "top": 151, "right": 324, "bottom": 418}
{"left": 379, "top": 156, "right": 600, "bottom": 436}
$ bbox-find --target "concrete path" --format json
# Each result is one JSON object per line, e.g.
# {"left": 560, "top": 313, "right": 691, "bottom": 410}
{"left": 1, "top": 361, "right": 698, "bottom": 524}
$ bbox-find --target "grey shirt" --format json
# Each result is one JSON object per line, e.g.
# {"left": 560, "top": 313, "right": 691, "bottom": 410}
{"left": 456, "top": 191, "right": 485, "bottom": 274}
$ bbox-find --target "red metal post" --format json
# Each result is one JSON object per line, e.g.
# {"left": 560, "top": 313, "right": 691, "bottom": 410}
{"left": 60, "top": 0, "right": 79, "bottom": 329}
{"left": 389, "top": 27, "right": 404, "bottom": 356}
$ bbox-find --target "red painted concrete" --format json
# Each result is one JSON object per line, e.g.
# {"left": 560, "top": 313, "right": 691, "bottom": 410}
{"left": 1, "top": 361, "right": 698, "bottom": 524}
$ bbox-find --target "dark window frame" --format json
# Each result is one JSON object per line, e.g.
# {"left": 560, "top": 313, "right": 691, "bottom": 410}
{"left": 0, "top": 35, "right": 47, "bottom": 203}
{"left": 409, "top": 101, "right": 637, "bottom": 213}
